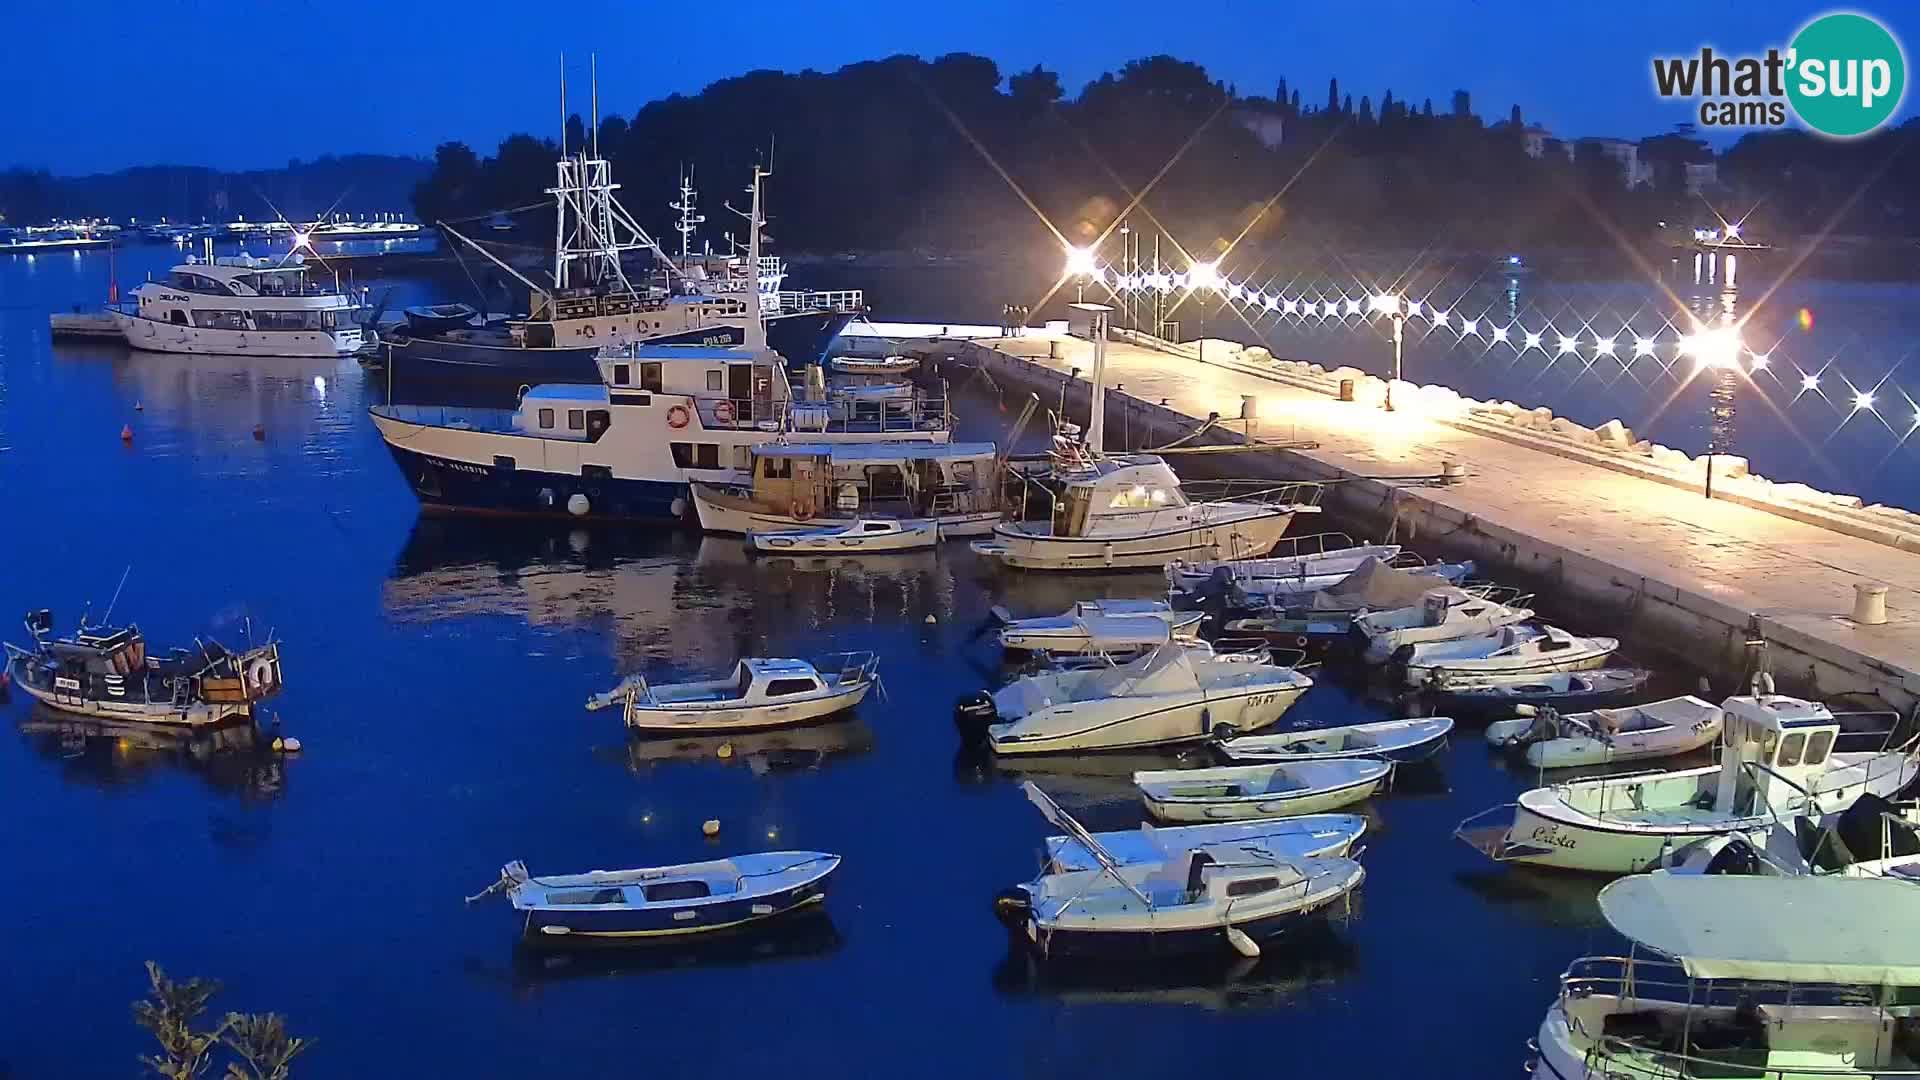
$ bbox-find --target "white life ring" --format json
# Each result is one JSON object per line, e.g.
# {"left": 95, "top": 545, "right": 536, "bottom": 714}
{"left": 666, "top": 404, "right": 691, "bottom": 429}
{"left": 714, "top": 400, "right": 735, "bottom": 424}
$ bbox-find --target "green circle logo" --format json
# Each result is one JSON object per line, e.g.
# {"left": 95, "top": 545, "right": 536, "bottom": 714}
{"left": 1787, "top": 12, "right": 1907, "bottom": 137}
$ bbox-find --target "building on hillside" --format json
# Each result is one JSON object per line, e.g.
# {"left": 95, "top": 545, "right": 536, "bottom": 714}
{"left": 1574, "top": 137, "right": 1651, "bottom": 188}
{"left": 1522, "top": 125, "right": 1552, "bottom": 159}
{"left": 1683, "top": 161, "right": 1720, "bottom": 196}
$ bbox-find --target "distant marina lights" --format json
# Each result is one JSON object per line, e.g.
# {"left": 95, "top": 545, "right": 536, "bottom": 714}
{"left": 1803, "top": 375, "right": 1822, "bottom": 391}
{"left": 1461, "top": 319, "right": 1479, "bottom": 336}
{"left": 1594, "top": 336, "right": 1616, "bottom": 357}
{"left": 1062, "top": 245, "right": 1098, "bottom": 279}
{"left": 1634, "top": 336, "right": 1658, "bottom": 357}
{"left": 1491, "top": 325, "right": 1509, "bottom": 343}
{"left": 1680, "top": 326, "right": 1744, "bottom": 370}
{"left": 1557, "top": 335, "right": 1580, "bottom": 355}
{"left": 1524, "top": 331, "right": 1543, "bottom": 350}
{"left": 1854, "top": 391, "right": 1877, "bottom": 410}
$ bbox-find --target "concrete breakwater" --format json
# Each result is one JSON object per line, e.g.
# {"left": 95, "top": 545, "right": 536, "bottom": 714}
{"left": 845, "top": 322, "right": 1920, "bottom": 715}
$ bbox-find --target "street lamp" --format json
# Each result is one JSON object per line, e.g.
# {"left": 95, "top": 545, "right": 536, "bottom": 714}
{"left": 1371, "top": 293, "right": 1407, "bottom": 411}
{"left": 1064, "top": 245, "right": 1097, "bottom": 303}
{"left": 1190, "top": 261, "right": 1221, "bottom": 363}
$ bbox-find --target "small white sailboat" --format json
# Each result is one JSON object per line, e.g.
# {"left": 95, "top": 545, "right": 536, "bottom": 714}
{"left": 970, "top": 456, "right": 1322, "bottom": 571}
{"left": 1134, "top": 759, "right": 1394, "bottom": 822}
{"left": 1356, "top": 588, "right": 1534, "bottom": 664}
{"left": 749, "top": 518, "right": 938, "bottom": 553}
{"left": 1456, "top": 687, "right": 1920, "bottom": 873}
{"left": 994, "top": 598, "right": 1204, "bottom": 655}
{"left": 1042, "top": 814, "right": 1369, "bottom": 872}
{"left": 1396, "top": 624, "right": 1617, "bottom": 688}
{"left": 1485, "top": 695, "right": 1723, "bottom": 768}
{"left": 999, "top": 783, "right": 1366, "bottom": 960}
{"left": 587, "top": 653, "right": 879, "bottom": 733}
{"left": 956, "top": 643, "right": 1312, "bottom": 755}
{"left": 1217, "top": 717, "right": 1455, "bottom": 765}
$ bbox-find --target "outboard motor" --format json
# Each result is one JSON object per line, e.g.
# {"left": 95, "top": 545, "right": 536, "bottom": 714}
{"left": 1703, "top": 837, "right": 1765, "bottom": 876}
{"left": 954, "top": 691, "right": 999, "bottom": 742}
{"left": 992, "top": 886, "right": 1033, "bottom": 928}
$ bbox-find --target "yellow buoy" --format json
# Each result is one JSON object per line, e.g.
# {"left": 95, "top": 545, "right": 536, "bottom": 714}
{"left": 701, "top": 819, "right": 721, "bottom": 837}
{"left": 716, "top": 742, "right": 734, "bottom": 759}
{"left": 120, "top": 424, "right": 133, "bottom": 442}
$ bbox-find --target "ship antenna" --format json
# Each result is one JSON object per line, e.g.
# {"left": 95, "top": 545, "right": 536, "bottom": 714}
{"left": 558, "top": 52, "right": 567, "bottom": 155}
{"left": 591, "top": 53, "right": 599, "bottom": 158}
{"left": 101, "top": 565, "right": 132, "bottom": 626}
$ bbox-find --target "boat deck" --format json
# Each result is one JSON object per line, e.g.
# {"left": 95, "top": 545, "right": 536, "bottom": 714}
{"left": 961, "top": 331, "right": 1920, "bottom": 711}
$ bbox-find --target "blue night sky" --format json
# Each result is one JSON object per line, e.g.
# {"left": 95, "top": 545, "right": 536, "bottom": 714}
{"left": 4, "top": 0, "right": 1913, "bottom": 174}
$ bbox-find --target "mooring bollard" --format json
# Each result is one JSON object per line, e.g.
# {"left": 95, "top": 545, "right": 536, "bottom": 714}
{"left": 1338, "top": 379, "right": 1356, "bottom": 402}
{"left": 1852, "top": 583, "right": 1889, "bottom": 625}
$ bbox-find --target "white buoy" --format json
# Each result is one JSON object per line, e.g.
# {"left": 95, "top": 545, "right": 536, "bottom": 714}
{"left": 566, "top": 493, "right": 590, "bottom": 516}
{"left": 702, "top": 819, "right": 721, "bottom": 837}
{"left": 670, "top": 497, "right": 689, "bottom": 518}
{"left": 924, "top": 614, "right": 937, "bottom": 624}
{"left": 281, "top": 736, "right": 302, "bottom": 753}
{"left": 1225, "top": 926, "right": 1261, "bottom": 959}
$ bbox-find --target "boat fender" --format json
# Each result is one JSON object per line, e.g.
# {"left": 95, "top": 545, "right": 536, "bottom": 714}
{"left": 701, "top": 819, "right": 721, "bottom": 837}
{"left": 1209, "top": 721, "right": 1239, "bottom": 742}
{"left": 271, "top": 736, "right": 303, "bottom": 754}
{"left": 716, "top": 742, "right": 734, "bottom": 760}
{"left": 992, "top": 887, "right": 1032, "bottom": 928}
{"left": 566, "top": 493, "right": 591, "bottom": 516}
{"left": 670, "top": 497, "right": 688, "bottom": 519}
{"left": 792, "top": 499, "right": 814, "bottom": 521}
{"left": 954, "top": 691, "right": 998, "bottom": 741}
{"left": 714, "top": 400, "right": 735, "bottom": 424}
{"left": 1225, "top": 926, "right": 1261, "bottom": 959}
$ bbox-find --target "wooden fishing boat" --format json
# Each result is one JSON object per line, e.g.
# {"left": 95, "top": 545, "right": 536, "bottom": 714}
{"left": 1134, "top": 759, "right": 1393, "bottom": 822}
{"left": 1216, "top": 717, "right": 1455, "bottom": 765}
{"left": 470, "top": 852, "right": 840, "bottom": 943}
{"left": 748, "top": 518, "right": 938, "bottom": 553}
{"left": 1484, "top": 695, "right": 1722, "bottom": 768}
{"left": 586, "top": 653, "right": 878, "bottom": 733}
{"left": 3, "top": 608, "right": 282, "bottom": 727}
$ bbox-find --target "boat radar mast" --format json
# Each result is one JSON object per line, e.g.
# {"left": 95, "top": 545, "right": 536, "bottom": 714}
{"left": 670, "top": 168, "right": 704, "bottom": 260}
{"left": 726, "top": 163, "right": 773, "bottom": 354}
{"left": 545, "top": 52, "right": 678, "bottom": 300}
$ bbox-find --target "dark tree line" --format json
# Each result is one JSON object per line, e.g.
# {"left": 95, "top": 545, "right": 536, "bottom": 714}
{"left": 0, "top": 155, "right": 430, "bottom": 226}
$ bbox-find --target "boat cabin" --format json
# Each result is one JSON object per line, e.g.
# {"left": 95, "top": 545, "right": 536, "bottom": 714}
{"left": 511, "top": 385, "right": 612, "bottom": 442}
{"left": 742, "top": 441, "right": 998, "bottom": 518}
{"left": 1712, "top": 693, "right": 1842, "bottom": 815}
{"left": 598, "top": 344, "right": 786, "bottom": 428}
{"left": 1052, "top": 456, "right": 1193, "bottom": 538}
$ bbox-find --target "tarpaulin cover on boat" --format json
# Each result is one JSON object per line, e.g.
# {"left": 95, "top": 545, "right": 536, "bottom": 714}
{"left": 1304, "top": 558, "right": 1469, "bottom": 612}
{"left": 1598, "top": 875, "right": 1920, "bottom": 985}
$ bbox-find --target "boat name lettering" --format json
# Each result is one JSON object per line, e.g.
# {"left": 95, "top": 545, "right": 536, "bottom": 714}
{"left": 1529, "top": 824, "right": 1578, "bottom": 850}
{"left": 432, "top": 459, "right": 490, "bottom": 476}
{"left": 157, "top": 292, "right": 192, "bottom": 303}
{"left": 54, "top": 676, "right": 81, "bottom": 691}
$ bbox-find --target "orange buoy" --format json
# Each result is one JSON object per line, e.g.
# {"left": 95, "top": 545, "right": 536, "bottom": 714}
{"left": 252, "top": 424, "right": 266, "bottom": 441}
{"left": 120, "top": 424, "right": 133, "bottom": 442}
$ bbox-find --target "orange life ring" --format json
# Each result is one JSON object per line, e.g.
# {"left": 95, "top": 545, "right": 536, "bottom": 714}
{"left": 714, "top": 400, "right": 736, "bottom": 424}
{"left": 791, "top": 499, "right": 814, "bottom": 521}
{"left": 666, "top": 404, "right": 691, "bottom": 429}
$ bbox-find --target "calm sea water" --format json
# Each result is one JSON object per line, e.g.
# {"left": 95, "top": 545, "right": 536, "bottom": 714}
{"left": 0, "top": 241, "right": 1867, "bottom": 1077}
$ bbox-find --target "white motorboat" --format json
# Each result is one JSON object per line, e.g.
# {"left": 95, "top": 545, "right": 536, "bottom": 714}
{"left": 1165, "top": 539, "right": 1401, "bottom": 591}
{"left": 1217, "top": 717, "right": 1455, "bottom": 765}
{"left": 1419, "top": 667, "right": 1653, "bottom": 714}
{"left": 1484, "top": 695, "right": 1723, "bottom": 768}
{"left": 1529, "top": 874, "right": 1920, "bottom": 1080}
{"left": 468, "top": 851, "right": 840, "bottom": 942}
{"left": 829, "top": 355, "right": 918, "bottom": 376}
{"left": 749, "top": 518, "right": 938, "bottom": 553}
{"left": 692, "top": 441, "right": 1004, "bottom": 538}
{"left": 1396, "top": 624, "right": 1618, "bottom": 688}
{"left": 1134, "top": 759, "right": 1393, "bottom": 822}
{"left": 1042, "top": 814, "right": 1369, "bottom": 872}
{"left": 586, "top": 653, "right": 878, "bottom": 733}
{"left": 956, "top": 643, "right": 1312, "bottom": 755}
{"left": 113, "top": 251, "right": 363, "bottom": 358}
{"left": 1356, "top": 587, "right": 1534, "bottom": 664}
{"left": 998, "top": 783, "right": 1366, "bottom": 960}
{"left": 994, "top": 598, "right": 1204, "bottom": 654}
{"left": 1456, "top": 689, "right": 1920, "bottom": 873}
{"left": 1231, "top": 560, "right": 1475, "bottom": 612}
{"left": 970, "top": 456, "right": 1321, "bottom": 571}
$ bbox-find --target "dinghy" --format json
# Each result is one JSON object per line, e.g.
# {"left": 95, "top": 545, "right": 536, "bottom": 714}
{"left": 1134, "top": 759, "right": 1393, "bottom": 822}
{"left": 1165, "top": 541, "right": 1401, "bottom": 592}
{"left": 998, "top": 784, "right": 1366, "bottom": 960}
{"left": 1357, "top": 588, "right": 1534, "bottom": 664}
{"left": 1417, "top": 667, "right": 1652, "bottom": 714}
{"left": 469, "top": 851, "right": 840, "bottom": 942}
{"left": 1217, "top": 717, "right": 1455, "bottom": 765}
{"left": 587, "top": 653, "right": 878, "bottom": 733}
{"left": 1395, "top": 624, "right": 1617, "bottom": 688}
{"left": 1455, "top": 688, "right": 1920, "bottom": 873}
{"left": 1042, "top": 814, "right": 1369, "bottom": 872}
{"left": 1484, "top": 695, "right": 1722, "bottom": 768}
{"left": 829, "top": 355, "right": 918, "bottom": 376}
{"left": 956, "top": 643, "right": 1312, "bottom": 755}
{"left": 994, "top": 598, "right": 1203, "bottom": 655}
{"left": 749, "top": 518, "right": 938, "bottom": 553}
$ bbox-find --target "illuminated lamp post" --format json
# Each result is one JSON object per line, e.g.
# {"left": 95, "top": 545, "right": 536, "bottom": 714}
{"left": 1064, "top": 245, "right": 1097, "bottom": 304}
{"left": 1683, "top": 324, "right": 1744, "bottom": 499}
{"left": 1371, "top": 293, "right": 1407, "bottom": 411}
{"left": 1189, "top": 260, "right": 1221, "bottom": 364}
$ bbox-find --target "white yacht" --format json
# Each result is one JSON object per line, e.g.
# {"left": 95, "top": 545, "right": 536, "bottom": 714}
{"left": 1457, "top": 689, "right": 1920, "bottom": 873}
{"left": 113, "top": 252, "right": 362, "bottom": 357}
{"left": 970, "top": 456, "right": 1321, "bottom": 571}
{"left": 1533, "top": 874, "right": 1920, "bottom": 1080}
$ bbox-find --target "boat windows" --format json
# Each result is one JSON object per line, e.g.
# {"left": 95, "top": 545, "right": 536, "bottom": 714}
{"left": 863, "top": 523, "right": 893, "bottom": 533}
{"left": 694, "top": 444, "right": 720, "bottom": 469}
{"left": 640, "top": 363, "right": 663, "bottom": 392}
{"left": 192, "top": 310, "right": 247, "bottom": 330}
{"left": 765, "top": 678, "right": 821, "bottom": 697}
{"left": 642, "top": 880, "right": 711, "bottom": 902}
{"left": 612, "top": 363, "right": 631, "bottom": 386}
{"left": 671, "top": 442, "right": 691, "bottom": 467}
{"left": 761, "top": 457, "right": 793, "bottom": 480}
{"left": 1805, "top": 730, "right": 1834, "bottom": 766}
{"left": 705, "top": 370, "right": 724, "bottom": 392}
{"left": 254, "top": 310, "right": 323, "bottom": 331}
{"left": 169, "top": 310, "right": 189, "bottom": 326}
{"left": 547, "top": 888, "right": 625, "bottom": 905}
{"left": 1777, "top": 732, "right": 1807, "bottom": 767}
{"left": 587, "top": 410, "right": 610, "bottom": 439}
{"left": 1225, "top": 877, "right": 1280, "bottom": 898}
{"left": 1106, "top": 484, "right": 1172, "bottom": 510}
{"left": 493, "top": 456, "right": 516, "bottom": 471}
{"left": 538, "top": 408, "right": 555, "bottom": 429}
{"left": 568, "top": 409, "right": 586, "bottom": 431}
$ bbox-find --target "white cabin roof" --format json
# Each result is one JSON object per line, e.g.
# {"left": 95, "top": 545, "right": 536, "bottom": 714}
{"left": 177, "top": 255, "right": 308, "bottom": 279}
{"left": 1065, "top": 455, "right": 1182, "bottom": 493}
{"left": 1721, "top": 694, "right": 1835, "bottom": 733}
{"left": 1598, "top": 875, "right": 1920, "bottom": 985}
{"left": 523, "top": 384, "right": 611, "bottom": 403}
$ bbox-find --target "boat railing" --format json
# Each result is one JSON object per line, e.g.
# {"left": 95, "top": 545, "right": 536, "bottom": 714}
{"left": 1180, "top": 478, "right": 1328, "bottom": 510}
{"left": 1252, "top": 531, "right": 1361, "bottom": 561}
{"left": 816, "top": 651, "right": 880, "bottom": 685}
{"left": 778, "top": 289, "right": 865, "bottom": 313}
{"left": 1586, "top": 1033, "right": 1920, "bottom": 1080}
{"left": 695, "top": 393, "right": 950, "bottom": 435}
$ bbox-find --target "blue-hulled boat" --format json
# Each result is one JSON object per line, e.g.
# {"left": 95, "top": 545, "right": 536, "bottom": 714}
{"left": 471, "top": 852, "right": 840, "bottom": 943}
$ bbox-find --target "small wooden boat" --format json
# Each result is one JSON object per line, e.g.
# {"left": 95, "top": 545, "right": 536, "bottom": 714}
{"left": 994, "top": 599, "right": 1204, "bottom": 655}
{"left": 1217, "top": 717, "right": 1455, "bottom": 765}
{"left": 1417, "top": 667, "right": 1652, "bottom": 714}
{"left": 1358, "top": 588, "right": 1534, "bottom": 664}
{"left": 470, "top": 852, "right": 840, "bottom": 943}
{"left": 1396, "top": 624, "right": 1617, "bottom": 688}
{"left": 3, "top": 608, "right": 283, "bottom": 726}
{"left": 749, "top": 518, "right": 938, "bottom": 553}
{"left": 1165, "top": 541, "right": 1401, "bottom": 591}
{"left": 1218, "top": 614, "right": 1354, "bottom": 654}
{"left": 587, "top": 653, "right": 878, "bottom": 733}
{"left": 829, "top": 354, "right": 919, "bottom": 376}
{"left": 1484, "top": 695, "right": 1723, "bottom": 768}
{"left": 402, "top": 302, "right": 479, "bottom": 335}
{"left": 1042, "top": 814, "right": 1369, "bottom": 872}
{"left": 998, "top": 784, "right": 1365, "bottom": 960}
{"left": 1134, "top": 759, "right": 1393, "bottom": 822}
